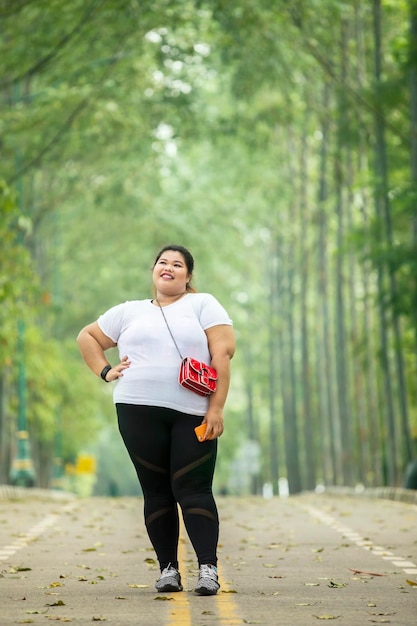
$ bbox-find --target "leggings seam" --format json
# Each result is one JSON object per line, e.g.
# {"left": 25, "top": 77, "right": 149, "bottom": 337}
{"left": 172, "top": 451, "right": 213, "bottom": 482}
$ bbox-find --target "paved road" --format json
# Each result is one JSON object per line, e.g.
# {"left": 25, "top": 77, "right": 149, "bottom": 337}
{"left": 0, "top": 492, "right": 416, "bottom": 625}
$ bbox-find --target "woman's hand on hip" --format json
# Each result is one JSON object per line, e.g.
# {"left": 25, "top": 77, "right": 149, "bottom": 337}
{"left": 106, "top": 355, "right": 131, "bottom": 381}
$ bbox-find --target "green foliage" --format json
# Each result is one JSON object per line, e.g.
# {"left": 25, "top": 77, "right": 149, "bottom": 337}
{"left": 1, "top": 0, "right": 417, "bottom": 491}
{"left": 0, "top": 181, "right": 38, "bottom": 363}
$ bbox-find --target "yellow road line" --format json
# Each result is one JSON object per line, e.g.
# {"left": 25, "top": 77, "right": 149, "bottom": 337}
{"left": 216, "top": 562, "right": 242, "bottom": 625}
{"left": 167, "top": 527, "right": 191, "bottom": 626}
{"left": 167, "top": 519, "right": 241, "bottom": 626}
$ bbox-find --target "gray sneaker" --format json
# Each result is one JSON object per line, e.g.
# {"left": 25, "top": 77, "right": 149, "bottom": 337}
{"left": 155, "top": 563, "right": 183, "bottom": 592}
{"left": 194, "top": 564, "right": 220, "bottom": 596}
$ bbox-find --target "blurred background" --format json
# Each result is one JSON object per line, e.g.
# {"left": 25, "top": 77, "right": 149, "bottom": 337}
{"left": 1, "top": 0, "right": 416, "bottom": 497}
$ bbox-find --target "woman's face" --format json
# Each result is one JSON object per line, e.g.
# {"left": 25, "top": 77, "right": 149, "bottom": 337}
{"left": 153, "top": 249, "right": 191, "bottom": 296}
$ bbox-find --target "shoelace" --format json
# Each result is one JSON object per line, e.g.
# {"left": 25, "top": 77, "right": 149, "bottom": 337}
{"left": 160, "top": 563, "right": 177, "bottom": 578}
{"left": 199, "top": 565, "right": 217, "bottom": 579}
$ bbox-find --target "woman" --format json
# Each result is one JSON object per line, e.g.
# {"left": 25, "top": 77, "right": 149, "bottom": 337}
{"left": 77, "top": 244, "right": 235, "bottom": 595}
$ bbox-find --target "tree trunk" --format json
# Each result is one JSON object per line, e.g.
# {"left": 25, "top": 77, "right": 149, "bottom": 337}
{"left": 286, "top": 262, "right": 302, "bottom": 493}
{"left": 334, "top": 18, "right": 353, "bottom": 485}
{"left": 299, "top": 122, "right": 316, "bottom": 490}
{"left": 315, "top": 82, "right": 339, "bottom": 485}
{"left": 0, "top": 369, "right": 12, "bottom": 484}
{"left": 354, "top": 1, "right": 385, "bottom": 486}
{"left": 268, "top": 249, "right": 280, "bottom": 494}
{"left": 409, "top": 0, "right": 417, "bottom": 394}
{"left": 276, "top": 235, "right": 302, "bottom": 494}
{"left": 373, "top": 0, "right": 413, "bottom": 482}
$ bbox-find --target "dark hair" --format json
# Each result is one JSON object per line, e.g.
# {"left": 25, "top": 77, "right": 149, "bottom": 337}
{"left": 153, "top": 244, "right": 196, "bottom": 292}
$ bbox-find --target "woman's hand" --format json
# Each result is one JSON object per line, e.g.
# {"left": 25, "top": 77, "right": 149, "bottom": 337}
{"left": 105, "top": 355, "right": 131, "bottom": 381}
{"left": 77, "top": 322, "right": 130, "bottom": 382}
{"left": 201, "top": 324, "right": 235, "bottom": 441}
{"left": 201, "top": 407, "right": 224, "bottom": 441}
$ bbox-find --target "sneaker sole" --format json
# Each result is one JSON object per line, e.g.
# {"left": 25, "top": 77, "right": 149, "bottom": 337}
{"left": 194, "top": 586, "right": 219, "bottom": 596}
{"left": 156, "top": 583, "right": 183, "bottom": 592}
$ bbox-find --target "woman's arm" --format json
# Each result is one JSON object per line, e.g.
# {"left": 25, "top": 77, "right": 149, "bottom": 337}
{"left": 202, "top": 324, "right": 236, "bottom": 440}
{"left": 77, "top": 321, "right": 130, "bottom": 382}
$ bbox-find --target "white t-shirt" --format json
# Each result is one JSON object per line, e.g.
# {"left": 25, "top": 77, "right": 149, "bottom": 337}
{"left": 97, "top": 293, "right": 233, "bottom": 416}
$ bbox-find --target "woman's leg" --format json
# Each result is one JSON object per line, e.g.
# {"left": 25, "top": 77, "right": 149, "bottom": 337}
{"left": 116, "top": 404, "right": 180, "bottom": 570}
{"left": 170, "top": 412, "right": 219, "bottom": 567}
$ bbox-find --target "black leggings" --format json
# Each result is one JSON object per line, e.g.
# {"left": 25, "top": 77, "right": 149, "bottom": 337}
{"left": 116, "top": 403, "right": 219, "bottom": 571}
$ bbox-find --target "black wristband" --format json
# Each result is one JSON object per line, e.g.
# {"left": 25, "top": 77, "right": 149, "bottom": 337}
{"left": 100, "top": 365, "right": 112, "bottom": 382}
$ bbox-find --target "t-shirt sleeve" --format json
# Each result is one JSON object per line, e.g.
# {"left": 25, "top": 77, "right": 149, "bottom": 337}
{"left": 97, "top": 302, "right": 127, "bottom": 343}
{"left": 198, "top": 294, "right": 233, "bottom": 330}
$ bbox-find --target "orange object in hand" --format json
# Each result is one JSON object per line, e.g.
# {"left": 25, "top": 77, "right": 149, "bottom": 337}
{"left": 194, "top": 423, "right": 212, "bottom": 442}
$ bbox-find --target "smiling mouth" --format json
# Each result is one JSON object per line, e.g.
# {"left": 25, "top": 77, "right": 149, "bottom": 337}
{"left": 161, "top": 273, "right": 174, "bottom": 279}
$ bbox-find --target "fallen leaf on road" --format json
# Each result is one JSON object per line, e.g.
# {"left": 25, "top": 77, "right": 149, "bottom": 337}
{"left": 115, "top": 596, "right": 126, "bottom": 600}
{"left": 305, "top": 582, "right": 320, "bottom": 586}
{"left": 263, "top": 563, "right": 277, "bottom": 568}
{"left": 45, "top": 600, "right": 66, "bottom": 607}
{"left": 127, "top": 583, "right": 149, "bottom": 588}
{"left": 406, "top": 579, "right": 417, "bottom": 587}
{"left": 328, "top": 581, "right": 347, "bottom": 588}
{"left": 348, "top": 568, "right": 386, "bottom": 577}
{"left": 26, "top": 610, "right": 47, "bottom": 614}
{"left": 312, "top": 548, "right": 324, "bottom": 553}
{"left": 221, "top": 589, "right": 237, "bottom": 593}
{"left": 154, "top": 596, "right": 173, "bottom": 601}
{"left": 369, "top": 612, "right": 395, "bottom": 616}
{"left": 313, "top": 615, "right": 340, "bottom": 620}
{"left": 92, "top": 617, "right": 106, "bottom": 621}
{"left": 49, "top": 582, "right": 64, "bottom": 588}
